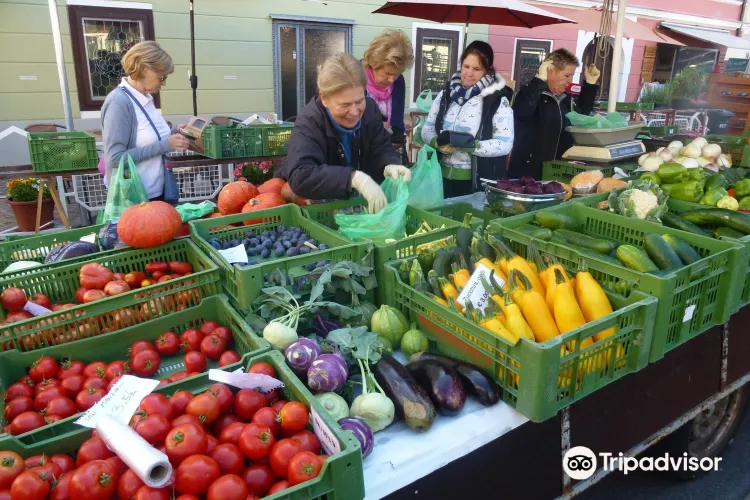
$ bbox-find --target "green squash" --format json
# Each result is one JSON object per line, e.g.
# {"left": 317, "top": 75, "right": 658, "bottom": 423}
{"left": 370, "top": 304, "right": 409, "bottom": 350}
{"left": 401, "top": 324, "right": 429, "bottom": 357}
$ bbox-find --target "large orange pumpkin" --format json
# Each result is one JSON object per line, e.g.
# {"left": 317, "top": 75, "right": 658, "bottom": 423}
{"left": 241, "top": 193, "right": 286, "bottom": 226}
{"left": 217, "top": 181, "right": 259, "bottom": 215}
{"left": 257, "top": 178, "right": 286, "bottom": 195}
{"left": 117, "top": 201, "right": 181, "bottom": 248}
{"left": 281, "top": 182, "right": 313, "bottom": 206}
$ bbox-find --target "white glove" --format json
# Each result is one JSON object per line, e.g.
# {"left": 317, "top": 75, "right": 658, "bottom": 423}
{"left": 351, "top": 171, "right": 387, "bottom": 214}
{"left": 584, "top": 64, "right": 601, "bottom": 85}
{"left": 384, "top": 164, "right": 412, "bottom": 183}
{"left": 536, "top": 60, "right": 553, "bottom": 82}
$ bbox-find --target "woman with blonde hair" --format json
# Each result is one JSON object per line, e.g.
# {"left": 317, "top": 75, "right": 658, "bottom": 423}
{"left": 101, "top": 40, "right": 189, "bottom": 201}
{"left": 276, "top": 52, "right": 409, "bottom": 213}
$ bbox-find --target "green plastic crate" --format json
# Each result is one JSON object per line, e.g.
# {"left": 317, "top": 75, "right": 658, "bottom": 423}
{"left": 0, "top": 295, "right": 270, "bottom": 437}
{"left": 27, "top": 132, "right": 98, "bottom": 173}
{"left": 0, "top": 351, "right": 365, "bottom": 500}
{"left": 0, "top": 239, "right": 221, "bottom": 352}
{"left": 426, "top": 202, "right": 500, "bottom": 231}
{"left": 491, "top": 203, "right": 743, "bottom": 361}
{"left": 382, "top": 260, "right": 657, "bottom": 423}
{"left": 541, "top": 161, "right": 616, "bottom": 182}
{"left": 641, "top": 125, "right": 678, "bottom": 136}
{"left": 303, "top": 197, "right": 460, "bottom": 305}
{"left": 262, "top": 124, "right": 293, "bottom": 156}
{"left": 597, "top": 101, "right": 655, "bottom": 111}
{"left": 189, "top": 204, "right": 371, "bottom": 313}
{"left": 201, "top": 124, "right": 263, "bottom": 159}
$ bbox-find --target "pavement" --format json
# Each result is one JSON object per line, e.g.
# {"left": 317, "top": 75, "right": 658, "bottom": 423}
{"left": 0, "top": 181, "right": 86, "bottom": 236}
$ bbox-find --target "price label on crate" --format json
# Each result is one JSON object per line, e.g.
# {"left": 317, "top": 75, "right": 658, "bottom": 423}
{"left": 683, "top": 304, "right": 697, "bottom": 323}
{"left": 218, "top": 244, "right": 248, "bottom": 264}
{"left": 23, "top": 301, "right": 52, "bottom": 317}
{"left": 311, "top": 406, "right": 341, "bottom": 455}
{"left": 456, "top": 263, "right": 506, "bottom": 314}
{"left": 75, "top": 375, "right": 159, "bottom": 428}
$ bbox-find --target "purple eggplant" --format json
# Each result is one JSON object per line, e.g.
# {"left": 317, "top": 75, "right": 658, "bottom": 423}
{"left": 285, "top": 338, "right": 322, "bottom": 376}
{"left": 338, "top": 417, "right": 374, "bottom": 459}
{"left": 406, "top": 359, "right": 466, "bottom": 416}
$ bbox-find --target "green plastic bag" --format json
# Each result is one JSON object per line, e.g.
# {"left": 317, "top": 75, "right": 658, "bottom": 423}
{"left": 335, "top": 178, "right": 409, "bottom": 243}
{"left": 102, "top": 154, "right": 148, "bottom": 223}
{"left": 407, "top": 144, "right": 444, "bottom": 209}
{"left": 176, "top": 201, "right": 216, "bottom": 222}
{"left": 566, "top": 111, "right": 629, "bottom": 129}
{"left": 412, "top": 89, "right": 433, "bottom": 146}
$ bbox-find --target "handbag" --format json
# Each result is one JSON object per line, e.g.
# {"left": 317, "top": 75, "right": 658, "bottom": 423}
{"left": 120, "top": 87, "right": 179, "bottom": 204}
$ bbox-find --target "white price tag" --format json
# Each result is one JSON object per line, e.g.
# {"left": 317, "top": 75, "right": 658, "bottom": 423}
{"left": 456, "top": 264, "right": 505, "bottom": 314}
{"left": 208, "top": 369, "right": 284, "bottom": 392}
{"left": 683, "top": 304, "right": 697, "bottom": 323}
{"left": 79, "top": 233, "right": 97, "bottom": 244}
{"left": 311, "top": 406, "right": 341, "bottom": 455}
{"left": 23, "top": 301, "right": 52, "bottom": 317}
{"left": 218, "top": 244, "right": 248, "bottom": 264}
{"left": 75, "top": 375, "right": 159, "bottom": 429}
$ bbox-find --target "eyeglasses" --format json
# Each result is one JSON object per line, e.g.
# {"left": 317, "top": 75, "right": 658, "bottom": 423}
{"left": 159, "top": 75, "right": 168, "bottom": 83}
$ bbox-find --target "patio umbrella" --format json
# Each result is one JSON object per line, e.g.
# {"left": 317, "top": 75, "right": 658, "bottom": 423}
{"left": 373, "top": 0, "right": 575, "bottom": 49}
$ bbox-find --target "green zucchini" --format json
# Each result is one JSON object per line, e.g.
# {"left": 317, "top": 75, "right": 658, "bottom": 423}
{"left": 553, "top": 229, "right": 617, "bottom": 254}
{"left": 474, "top": 238, "right": 496, "bottom": 261}
{"left": 534, "top": 211, "right": 580, "bottom": 231}
{"left": 515, "top": 224, "right": 553, "bottom": 240}
{"left": 643, "top": 233, "right": 683, "bottom": 270}
{"left": 661, "top": 212, "right": 711, "bottom": 237}
{"left": 680, "top": 208, "right": 750, "bottom": 235}
{"left": 431, "top": 249, "right": 454, "bottom": 278}
{"left": 616, "top": 245, "right": 659, "bottom": 272}
{"left": 714, "top": 227, "right": 745, "bottom": 239}
{"left": 661, "top": 234, "right": 702, "bottom": 265}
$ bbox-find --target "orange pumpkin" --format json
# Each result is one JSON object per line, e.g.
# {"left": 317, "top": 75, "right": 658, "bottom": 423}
{"left": 218, "top": 181, "right": 259, "bottom": 215}
{"left": 281, "top": 182, "right": 313, "bottom": 206}
{"left": 117, "top": 201, "right": 182, "bottom": 248}
{"left": 257, "top": 178, "right": 286, "bottom": 195}
{"left": 241, "top": 192, "right": 286, "bottom": 226}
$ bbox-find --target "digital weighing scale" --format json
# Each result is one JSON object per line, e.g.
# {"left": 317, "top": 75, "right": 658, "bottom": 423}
{"left": 561, "top": 139, "right": 646, "bottom": 163}
{"left": 178, "top": 116, "right": 210, "bottom": 155}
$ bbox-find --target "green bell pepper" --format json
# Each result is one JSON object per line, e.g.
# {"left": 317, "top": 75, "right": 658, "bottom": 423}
{"left": 717, "top": 196, "right": 739, "bottom": 211}
{"left": 661, "top": 183, "right": 675, "bottom": 195}
{"left": 699, "top": 187, "right": 729, "bottom": 206}
{"left": 640, "top": 172, "right": 661, "bottom": 185}
{"left": 657, "top": 163, "right": 686, "bottom": 183}
{"left": 705, "top": 174, "right": 727, "bottom": 191}
{"left": 739, "top": 196, "right": 750, "bottom": 211}
{"left": 696, "top": 177, "right": 706, "bottom": 193}
{"left": 685, "top": 168, "right": 705, "bottom": 182}
{"left": 669, "top": 181, "right": 702, "bottom": 202}
{"left": 735, "top": 178, "right": 750, "bottom": 199}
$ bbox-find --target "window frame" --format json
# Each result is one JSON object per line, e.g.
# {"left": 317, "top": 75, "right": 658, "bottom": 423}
{"left": 411, "top": 25, "right": 462, "bottom": 104}
{"left": 68, "top": 4, "right": 156, "bottom": 112}
{"left": 511, "top": 38, "right": 553, "bottom": 92}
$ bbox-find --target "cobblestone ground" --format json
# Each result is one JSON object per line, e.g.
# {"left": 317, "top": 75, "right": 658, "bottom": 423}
{"left": 0, "top": 182, "right": 86, "bottom": 237}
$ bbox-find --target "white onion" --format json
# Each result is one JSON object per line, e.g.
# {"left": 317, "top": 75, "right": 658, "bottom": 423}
{"left": 696, "top": 157, "right": 711, "bottom": 167}
{"left": 691, "top": 137, "right": 708, "bottom": 149}
{"left": 668, "top": 140, "right": 684, "bottom": 150}
{"left": 656, "top": 147, "right": 666, "bottom": 154}
{"left": 717, "top": 154, "right": 733, "bottom": 168}
{"left": 702, "top": 143, "right": 722, "bottom": 160}
{"left": 638, "top": 153, "right": 650, "bottom": 167}
{"left": 668, "top": 147, "right": 682, "bottom": 157}
{"left": 682, "top": 143, "right": 702, "bottom": 158}
{"left": 704, "top": 162, "right": 719, "bottom": 173}
{"left": 641, "top": 155, "right": 664, "bottom": 172}
{"left": 681, "top": 158, "right": 700, "bottom": 169}
{"left": 658, "top": 149, "right": 673, "bottom": 162}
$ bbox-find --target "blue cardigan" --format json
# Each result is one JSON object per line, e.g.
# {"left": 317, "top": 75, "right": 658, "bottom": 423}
{"left": 366, "top": 74, "right": 406, "bottom": 142}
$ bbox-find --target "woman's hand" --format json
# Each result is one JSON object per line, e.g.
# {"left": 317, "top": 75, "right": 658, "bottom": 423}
{"left": 384, "top": 165, "right": 411, "bottom": 183}
{"left": 536, "top": 60, "right": 553, "bottom": 82}
{"left": 168, "top": 133, "right": 191, "bottom": 151}
{"left": 584, "top": 64, "right": 601, "bottom": 85}
{"left": 438, "top": 144, "right": 456, "bottom": 155}
{"left": 351, "top": 171, "right": 387, "bottom": 214}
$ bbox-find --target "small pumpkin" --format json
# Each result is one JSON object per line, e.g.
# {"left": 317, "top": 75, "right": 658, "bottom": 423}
{"left": 281, "top": 182, "right": 313, "bottom": 206}
{"left": 218, "top": 181, "right": 259, "bottom": 215}
{"left": 117, "top": 201, "right": 181, "bottom": 248}
{"left": 241, "top": 192, "right": 286, "bottom": 226}
{"left": 370, "top": 304, "right": 409, "bottom": 350}
{"left": 258, "top": 178, "right": 287, "bottom": 195}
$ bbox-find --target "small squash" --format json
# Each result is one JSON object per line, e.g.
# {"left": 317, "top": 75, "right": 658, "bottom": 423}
{"left": 281, "top": 182, "right": 313, "bottom": 206}
{"left": 117, "top": 201, "right": 181, "bottom": 248}
{"left": 570, "top": 170, "right": 604, "bottom": 195}
{"left": 241, "top": 192, "right": 286, "bottom": 225}
{"left": 217, "top": 181, "right": 259, "bottom": 215}
{"left": 596, "top": 177, "right": 627, "bottom": 193}
{"left": 257, "top": 178, "right": 287, "bottom": 195}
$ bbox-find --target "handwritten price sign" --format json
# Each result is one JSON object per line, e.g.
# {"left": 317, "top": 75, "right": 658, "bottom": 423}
{"left": 75, "top": 375, "right": 160, "bottom": 429}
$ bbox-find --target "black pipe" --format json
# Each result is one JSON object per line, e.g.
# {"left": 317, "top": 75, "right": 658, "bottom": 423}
{"left": 190, "top": 0, "right": 198, "bottom": 116}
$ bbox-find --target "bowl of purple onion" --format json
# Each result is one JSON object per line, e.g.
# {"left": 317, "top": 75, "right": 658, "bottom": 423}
{"left": 482, "top": 177, "right": 567, "bottom": 216}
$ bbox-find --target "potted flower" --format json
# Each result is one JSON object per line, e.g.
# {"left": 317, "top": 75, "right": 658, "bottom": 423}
{"left": 671, "top": 67, "right": 708, "bottom": 109}
{"left": 6, "top": 178, "right": 53, "bottom": 231}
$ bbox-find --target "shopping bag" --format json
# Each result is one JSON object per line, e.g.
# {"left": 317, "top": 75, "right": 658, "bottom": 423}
{"left": 101, "top": 153, "right": 149, "bottom": 223}
{"left": 407, "top": 145, "right": 444, "bottom": 209}
{"left": 412, "top": 89, "right": 433, "bottom": 146}
{"left": 335, "top": 178, "right": 409, "bottom": 243}
{"left": 163, "top": 164, "right": 179, "bottom": 204}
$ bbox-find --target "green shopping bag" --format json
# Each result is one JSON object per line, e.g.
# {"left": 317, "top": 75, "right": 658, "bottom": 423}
{"left": 101, "top": 153, "right": 149, "bottom": 223}
{"left": 412, "top": 89, "right": 433, "bottom": 146}
{"left": 407, "top": 144, "right": 443, "bottom": 209}
{"left": 335, "top": 178, "right": 409, "bottom": 243}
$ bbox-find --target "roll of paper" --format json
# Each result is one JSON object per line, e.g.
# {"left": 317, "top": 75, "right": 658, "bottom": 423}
{"left": 96, "top": 416, "right": 172, "bottom": 488}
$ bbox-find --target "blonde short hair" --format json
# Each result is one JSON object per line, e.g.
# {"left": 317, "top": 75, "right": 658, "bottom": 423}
{"left": 317, "top": 52, "right": 367, "bottom": 97}
{"left": 362, "top": 29, "right": 414, "bottom": 74}
{"left": 121, "top": 41, "right": 174, "bottom": 80}
{"left": 546, "top": 48, "right": 580, "bottom": 70}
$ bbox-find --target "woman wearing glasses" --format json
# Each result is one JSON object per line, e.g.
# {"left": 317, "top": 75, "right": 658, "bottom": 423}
{"left": 101, "top": 41, "right": 189, "bottom": 201}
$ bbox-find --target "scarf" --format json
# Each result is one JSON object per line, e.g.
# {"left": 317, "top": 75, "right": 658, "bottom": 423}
{"left": 366, "top": 67, "right": 394, "bottom": 127}
{"left": 448, "top": 71, "right": 495, "bottom": 106}
{"left": 327, "top": 109, "right": 361, "bottom": 167}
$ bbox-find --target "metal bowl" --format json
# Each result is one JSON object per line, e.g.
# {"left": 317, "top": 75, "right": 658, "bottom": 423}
{"left": 482, "top": 179, "right": 566, "bottom": 216}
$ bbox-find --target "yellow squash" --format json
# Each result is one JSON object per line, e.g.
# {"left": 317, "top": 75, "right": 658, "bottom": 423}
{"left": 574, "top": 261, "right": 615, "bottom": 342}
{"left": 552, "top": 269, "right": 593, "bottom": 349}
{"left": 509, "top": 269, "right": 560, "bottom": 343}
{"left": 500, "top": 291, "right": 535, "bottom": 341}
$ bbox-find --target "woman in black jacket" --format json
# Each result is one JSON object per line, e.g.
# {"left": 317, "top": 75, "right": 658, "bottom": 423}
{"left": 275, "top": 53, "right": 409, "bottom": 213}
{"left": 509, "top": 48, "right": 601, "bottom": 180}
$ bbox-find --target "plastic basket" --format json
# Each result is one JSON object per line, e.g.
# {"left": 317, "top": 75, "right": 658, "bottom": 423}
{"left": 0, "top": 239, "right": 221, "bottom": 352}
{"left": 0, "top": 224, "right": 106, "bottom": 271}
{"left": 0, "top": 351, "right": 365, "bottom": 500}
{"left": 262, "top": 124, "right": 294, "bottom": 156}
{"left": 426, "top": 202, "right": 500, "bottom": 231}
{"left": 541, "top": 161, "right": 616, "bottom": 182}
{"left": 201, "top": 125, "right": 263, "bottom": 159}
{"left": 189, "top": 204, "right": 371, "bottom": 313}
{"left": 490, "top": 203, "right": 743, "bottom": 362}
{"left": 382, "top": 260, "right": 657, "bottom": 423}
{"left": 303, "top": 198, "right": 460, "bottom": 305}
{"left": 0, "top": 295, "right": 270, "bottom": 437}
{"left": 27, "top": 132, "right": 98, "bottom": 173}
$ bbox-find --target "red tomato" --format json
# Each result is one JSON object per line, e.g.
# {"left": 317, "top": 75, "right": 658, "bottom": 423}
{"left": 133, "top": 413, "right": 171, "bottom": 445}
{"left": 83, "top": 361, "right": 107, "bottom": 379}
{"left": 134, "top": 485, "right": 170, "bottom": 500}
{"left": 145, "top": 262, "right": 168, "bottom": 274}
{"left": 83, "top": 289, "right": 107, "bottom": 303}
{"left": 69, "top": 460, "right": 117, "bottom": 499}
{"left": 29, "top": 356, "right": 59, "bottom": 382}
{"left": 124, "top": 271, "right": 147, "bottom": 289}
{"left": 105, "top": 457, "right": 128, "bottom": 478}
{"left": 107, "top": 376, "right": 122, "bottom": 392}
{"left": 131, "top": 350, "right": 161, "bottom": 377}
{"left": 139, "top": 394, "right": 174, "bottom": 420}
{"left": 264, "top": 388, "right": 281, "bottom": 406}
{"left": 175, "top": 496, "right": 200, "bottom": 500}
{"left": 9, "top": 412, "right": 46, "bottom": 435}
{"left": 186, "top": 393, "right": 221, "bottom": 426}
{"left": 171, "top": 414, "right": 203, "bottom": 428}
{"left": 104, "top": 280, "right": 131, "bottom": 296}
{"left": 208, "top": 384, "right": 234, "bottom": 414}
{"left": 57, "top": 360, "right": 85, "bottom": 380}
{"left": 268, "top": 480, "right": 290, "bottom": 495}
{"left": 169, "top": 371, "right": 189, "bottom": 383}
{"left": 165, "top": 424, "right": 208, "bottom": 465}
{"left": 238, "top": 423, "right": 276, "bottom": 461}
{"left": 287, "top": 451, "right": 323, "bottom": 486}
{"left": 279, "top": 402, "right": 309, "bottom": 435}
{"left": 105, "top": 360, "right": 129, "bottom": 381}
{"left": 157, "top": 275, "right": 173, "bottom": 284}
{"left": 33, "top": 378, "right": 60, "bottom": 397}
{"left": 241, "top": 464, "right": 276, "bottom": 497}
{"left": 49, "top": 454, "right": 75, "bottom": 475}
{"left": 219, "top": 350, "right": 241, "bottom": 367}
{"left": 4, "top": 396, "right": 32, "bottom": 423}
{"left": 112, "top": 273, "right": 125, "bottom": 281}
{"left": 0, "top": 451, "right": 23, "bottom": 489}
{"left": 24, "top": 454, "right": 48, "bottom": 468}
{"left": 76, "top": 387, "right": 106, "bottom": 411}
{"left": 44, "top": 397, "right": 77, "bottom": 419}
{"left": 75, "top": 287, "right": 89, "bottom": 304}
{"left": 49, "top": 471, "right": 72, "bottom": 500}
{"left": 79, "top": 264, "right": 114, "bottom": 290}
{"left": 129, "top": 340, "right": 156, "bottom": 360}
{"left": 252, "top": 407, "right": 281, "bottom": 437}
{"left": 18, "top": 375, "right": 35, "bottom": 387}
{"left": 180, "top": 330, "right": 204, "bottom": 352}
{"left": 199, "top": 321, "right": 220, "bottom": 336}
{"left": 168, "top": 261, "right": 192, "bottom": 275}
{"left": 82, "top": 377, "right": 108, "bottom": 392}
{"left": 77, "top": 437, "right": 115, "bottom": 466}
{"left": 4, "top": 382, "right": 33, "bottom": 401}
{"left": 206, "top": 473, "right": 248, "bottom": 500}
{"left": 28, "top": 462, "right": 63, "bottom": 483}
{"left": 151, "top": 271, "right": 165, "bottom": 281}
{"left": 174, "top": 455, "right": 220, "bottom": 496}
{"left": 155, "top": 332, "right": 180, "bottom": 356}
{"left": 9, "top": 470, "right": 50, "bottom": 500}
{"left": 0, "top": 287, "right": 27, "bottom": 312}
{"left": 219, "top": 422, "right": 246, "bottom": 445}
{"left": 117, "top": 469, "right": 145, "bottom": 500}
{"left": 233, "top": 389, "right": 269, "bottom": 422}
{"left": 169, "top": 390, "right": 193, "bottom": 417}
{"left": 211, "top": 326, "right": 232, "bottom": 345}
{"left": 248, "top": 362, "right": 276, "bottom": 378}
{"left": 206, "top": 435, "right": 218, "bottom": 455}
{"left": 28, "top": 294, "right": 51, "bottom": 310}
{"left": 200, "top": 335, "right": 227, "bottom": 361}
{"left": 5, "top": 311, "right": 32, "bottom": 325}
{"left": 184, "top": 352, "right": 206, "bottom": 373}
{"left": 44, "top": 415, "right": 63, "bottom": 424}
{"left": 209, "top": 444, "right": 245, "bottom": 475}
{"left": 268, "top": 439, "right": 304, "bottom": 479}
{"left": 212, "top": 413, "right": 240, "bottom": 437}
{"left": 290, "top": 430, "right": 321, "bottom": 454}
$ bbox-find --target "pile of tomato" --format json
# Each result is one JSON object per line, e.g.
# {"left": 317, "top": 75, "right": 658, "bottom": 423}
{"left": 0, "top": 361, "right": 327, "bottom": 500}
{"left": 3, "top": 320, "right": 242, "bottom": 436}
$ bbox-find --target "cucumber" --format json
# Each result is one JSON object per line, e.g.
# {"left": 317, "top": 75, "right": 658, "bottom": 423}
{"left": 661, "top": 234, "right": 703, "bottom": 265}
{"left": 714, "top": 227, "right": 746, "bottom": 240}
{"left": 661, "top": 212, "right": 711, "bottom": 237}
{"left": 553, "top": 229, "right": 617, "bottom": 254}
{"left": 680, "top": 208, "right": 750, "bottom": 235}
{"left": 643, "top": 233, "right": 683, "bottom": 270}
{"left": 535, "top": 211, "right": 580, "bottom": 230}
{"left": 516, "top": 224, "right": 553, "bottom": 240}
{"left": 616, "top": 245, "right": 659, "bottom": 272}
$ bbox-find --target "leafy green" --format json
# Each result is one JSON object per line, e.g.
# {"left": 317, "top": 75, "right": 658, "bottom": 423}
{"left": 722, "top": 166, "right": 749, "bottom": 187}
{"left": 327, "top": 326, "right": 388, "bottom": 368}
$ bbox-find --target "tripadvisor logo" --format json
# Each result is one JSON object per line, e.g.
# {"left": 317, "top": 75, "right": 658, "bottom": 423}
{"left": 563, "top": 446, "right": 722, "bottom": 480}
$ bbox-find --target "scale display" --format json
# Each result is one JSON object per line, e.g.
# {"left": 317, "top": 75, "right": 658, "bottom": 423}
{"left": 562, "top": 140, "right": 646, "bottom": 163}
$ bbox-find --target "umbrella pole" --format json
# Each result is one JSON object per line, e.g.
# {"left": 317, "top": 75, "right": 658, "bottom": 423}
{"left": 48, "top": 0, "right": 74, "bottom": 131}
{"left": 463, "top": 7, "right": 472, "bottom": 51}
{"left": 607, "top": 0, "right": 627, "bottom": 113}
{"left": 190, "top": 0, "right": 198, "bottom": 116}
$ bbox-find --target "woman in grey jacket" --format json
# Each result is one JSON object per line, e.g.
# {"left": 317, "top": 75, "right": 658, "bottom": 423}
{"left": 101, "top": 41, "right": 189, "bottom": 201}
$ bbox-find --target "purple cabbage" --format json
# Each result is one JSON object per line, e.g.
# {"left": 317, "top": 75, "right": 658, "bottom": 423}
{"left": 285, "top": 338, "right": 322, "bottom": 376}
{"left": 543, "top": 181, "right": 566, "bottom": 194}
{"left": 307, "top": 354, "right": 349, "bottom": 393}
{"left": 311, "top": 313, "right": 342, "bottom": 338}
{"left": 338, "top": 417, "right": 374, "bottom": 459}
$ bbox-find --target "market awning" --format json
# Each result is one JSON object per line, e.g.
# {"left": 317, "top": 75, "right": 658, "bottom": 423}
{"left": 660, "top": 22, "right": 750, "bottom": 50}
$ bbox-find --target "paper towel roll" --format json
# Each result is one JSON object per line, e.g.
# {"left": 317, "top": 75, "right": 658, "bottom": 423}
{"left": 96, "top": 416, "right": 172, "bottom": 488}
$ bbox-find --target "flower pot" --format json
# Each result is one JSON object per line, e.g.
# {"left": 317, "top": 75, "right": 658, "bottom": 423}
{"left": 7, "top": 198, "right": 54, "bottom": 231}
{"left": 670, "top": 98, "right": 693, "bottom": 110}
